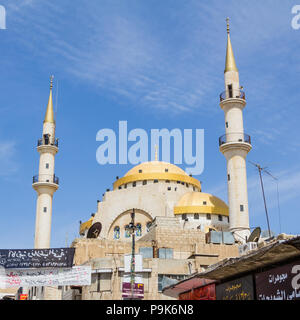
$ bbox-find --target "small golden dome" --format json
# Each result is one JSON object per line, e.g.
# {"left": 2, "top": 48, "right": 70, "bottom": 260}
{"left": 174, "top": 192, "right": 229, "bottom": 216}
{"left": 113, "top": 161, "right": 201, "bottom": 190}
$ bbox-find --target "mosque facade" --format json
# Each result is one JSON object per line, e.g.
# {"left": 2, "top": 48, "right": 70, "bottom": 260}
{"left": 30, "top": 20, "right": 253, "bottom": 300}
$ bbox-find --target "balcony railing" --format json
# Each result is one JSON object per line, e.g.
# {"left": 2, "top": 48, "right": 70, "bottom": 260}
{"left": 33, "top": 174, "right": 59, "bottom": 185}
{"left": 219, "top": 133, "right": 251, "bottom": 147}
{"left": 37, "top": 138, "right": 59, "bottom": 148}
{"left": 220, "top": 89, "right": 246, "bottom": 102}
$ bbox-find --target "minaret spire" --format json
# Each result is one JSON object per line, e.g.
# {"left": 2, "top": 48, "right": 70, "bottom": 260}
{"left": 44, "top": 75, "right": 55, "bottom": 124}
{"left": 225, "top": 18, "right": 238, "bottom": 73}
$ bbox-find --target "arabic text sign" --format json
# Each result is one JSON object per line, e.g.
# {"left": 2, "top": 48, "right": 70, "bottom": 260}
{"left": 0, "top": 248, "right": 75, "bottom": 268}
{"left": 216, "top": 275, "right": 254, "bottom": 300}
{"left": 0, "top": 266, "right": 91, "bottom": 289}
{"left": 255, "top": 259, "right": 300, "bottom": 300}
{"left": 122, "top": 282, "right": 144, "bottom": 299}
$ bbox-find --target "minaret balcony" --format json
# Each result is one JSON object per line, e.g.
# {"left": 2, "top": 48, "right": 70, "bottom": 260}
{"left": 220, "top": 89, "right": 246, "bottom": 102}
{"left": 32, "top": 174, "right": 59, "bottom": 186}
{"left": 219, "top": 133, "right": 252, "bottom": 154}
{"left": 37, "top": 138, "right": 59, "bottom": 148}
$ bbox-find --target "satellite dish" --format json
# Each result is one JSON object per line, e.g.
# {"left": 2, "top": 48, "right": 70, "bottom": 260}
{"left": 87, "top": 222, "right": 102, "bottom": 239}
{"left": 247, "top": 227, "right": 261, "bottom": 243}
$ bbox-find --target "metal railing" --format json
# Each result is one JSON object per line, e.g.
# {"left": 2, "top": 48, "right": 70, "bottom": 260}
{"left": 219, "top": 133, "right": 251, "bottom": 147}
{"left": 37, "top": 138, "right": 59, "bottom": 147}
{"left": 220, "top": 89, "right": 246, "bottom": 102}
{"left": 32, "top": 174, "right": 59, "bottom": 185}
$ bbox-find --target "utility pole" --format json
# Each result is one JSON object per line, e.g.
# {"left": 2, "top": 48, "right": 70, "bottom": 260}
{"left": 250, "top": 162, "right": 272, "bottom": 238}
{"left": 129, "top": 209, "right": 136, "bottom": 300}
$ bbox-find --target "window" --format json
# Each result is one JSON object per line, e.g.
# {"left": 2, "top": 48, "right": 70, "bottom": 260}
{"left": 158, "top": 274, "right": 186, "bottom": 292}
{"left": 165, "top": 168, "right": 169, "bottom": 172}
{"left": 124, "top": 184, "right": 127, "bottom": 189}
{"left": 228, "top": 174, "right": 230, "bottom": 181}
{"left": 136, "top": 223, "right": 142, "bottom": 237}
{"left": 167, "top": 187, "right": 171, "bottom": 191}
{"left": 43, "top": 207, "right": 47, "bottom": 213}
{"left": 158, "top": 248, "right": 173, "bottom": 259}
{"left": 194, "top": 213, "right": 199, "bottom": 220}
{"left": 139, "top": 169, "right": 142, "bottom": 173}
{"left": 186, "top": 183, "right": 189, "bottom": 187}
{"left": 46, "top": 163, "right": 49, "bottom": 169}
{"left": 146, "top": 222, "right": 152, "bottom": 232}
{"left": 118, "top": 186, "right": 122, "bottom": 189}
{"left": 218, "top": 215, "right": 223, "bottom": 222}
{"left": 133, "top": 181, "right": 136, "bottom": 187}
{"left": 124, "top": 225, "right": 130, "bottom": 238}
{"left": 143, "top": 180, "right": 147, "bottom": 185}
{"left": 206, "top": 214, "right": 211, "bottom": 220}
{"left": 154, "top": 179, "right": 158, "bottom": 183}
{"left": 177, "top": 181, "right": 181, "bottom": 184}
{"left": 226, "top": 122, "right": 229, "bottom": 128}
{"left": 203, "top": 201, "right": 207, "bottom": 205}
{"left": 240, "top": 205, "right": 244, "bottom": 212}
{"left": 182, "top": 214, "right": 187, "bottom": 220}
{"left": 228, "top": 84, "right": 233, "bottom": 98}
{"left": 139, "top": 247, "right": 153, "bottom": 259}
{"left": 113, "top": 226, "right": 120, "bottom": 240}
{"left": 165, "top": 180, "right": 170, "bottom": 183}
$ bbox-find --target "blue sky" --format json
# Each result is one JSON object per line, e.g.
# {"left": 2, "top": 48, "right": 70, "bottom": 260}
{"left": 0, "top": 0, "right": 300, "bottom": 249}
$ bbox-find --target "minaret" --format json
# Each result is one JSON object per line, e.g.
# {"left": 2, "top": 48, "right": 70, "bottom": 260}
{"left": 33, "top": 76, "right": 59, "bottom": 249}
{"left": 219, "top": 19, "right": 252, "bottom": 243}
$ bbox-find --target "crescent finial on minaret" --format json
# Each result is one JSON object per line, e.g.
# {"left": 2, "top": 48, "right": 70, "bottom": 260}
{"left": 44, "top": 75, "right": 55, "bottom": 124}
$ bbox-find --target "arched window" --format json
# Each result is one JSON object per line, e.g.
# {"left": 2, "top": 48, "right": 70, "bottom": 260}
{"left": 136, "top": 223, "right": 142, "bottom": 237}
{"left": 146, "top": 222, "right": 152, "bottom": 233}
{"left": 125, "top": 225, "right": 131, "bottom": 238}
{"left": 113, "top": 226, "right": 120, "bottom": 240}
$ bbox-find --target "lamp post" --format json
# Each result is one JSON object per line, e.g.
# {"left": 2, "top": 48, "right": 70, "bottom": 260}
{"left": 127, "top": 209, "right": 136, "bottom": 300}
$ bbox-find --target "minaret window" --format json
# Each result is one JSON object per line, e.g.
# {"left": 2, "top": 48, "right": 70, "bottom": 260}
{"left": 228, "top": 84, "right": 233, "bottom": 98}
{"left": 226, "top": 122, "right": 229, "bottom": 128}
{"left": 228, "top": 174, "right": 230, "bottom": 181}
{"left": 43, "top": 207, "right": 47, "bottom": 213}
{"left": 240, "top": 205, "right": 244, "bottom": 212}
{"left": 46, "top": 163, "right": 49, "bottom": 169}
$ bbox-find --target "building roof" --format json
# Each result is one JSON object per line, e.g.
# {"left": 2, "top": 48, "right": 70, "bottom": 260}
{"left": 162, "top": 235, "right": 300, "bottom": 298}
{"left": 174, "top": 192, "right": 229, "bottom": 216}
{"left": 113, "top": 161, "right": 201, "bottom": 190}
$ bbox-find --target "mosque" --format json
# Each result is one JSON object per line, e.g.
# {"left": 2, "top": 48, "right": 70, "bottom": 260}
{"left": 29, "top": 20, "right": 254, "bottom": 300}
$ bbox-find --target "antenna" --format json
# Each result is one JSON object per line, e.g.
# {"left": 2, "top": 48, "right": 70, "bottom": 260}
{"left": 249, "top": 161, "right": 272, "bottom": 238}
{"left": 263, "top": 169, "right": 282, "bottom": 234}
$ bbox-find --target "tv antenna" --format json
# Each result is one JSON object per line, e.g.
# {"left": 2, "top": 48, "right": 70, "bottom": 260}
{"left": 249, "top": 161, "right": 272, "bottom": 239}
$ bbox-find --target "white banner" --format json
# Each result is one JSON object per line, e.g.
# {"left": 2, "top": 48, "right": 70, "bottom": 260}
{"left": 0, "top": 266, "right": 91, "bottom": 289}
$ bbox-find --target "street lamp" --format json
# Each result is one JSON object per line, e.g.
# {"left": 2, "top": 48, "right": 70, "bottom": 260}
{"left": 126, "top": 209, "right": 136, "bottom": 300}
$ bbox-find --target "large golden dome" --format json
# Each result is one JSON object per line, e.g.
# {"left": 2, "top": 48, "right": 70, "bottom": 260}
{"left": 174, "top": 192, "right": 229, "bottom": 216}
{"left": 113, "top": 161, "right": 201, "bottom": 190}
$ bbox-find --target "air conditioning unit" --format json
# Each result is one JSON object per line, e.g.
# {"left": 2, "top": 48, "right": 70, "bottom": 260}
{"left": 238, "top": 242, "right": 258, "bottom": 256}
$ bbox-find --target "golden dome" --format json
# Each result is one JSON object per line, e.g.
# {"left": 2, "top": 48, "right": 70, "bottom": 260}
{"left": 125, "top": 161, "right": 187, "bottom": 176}
{"left": 174, "top": 192, "right": 229, "bottom": 216}
{"left": 113, "top": 161, "right": 201, "bottom": 190}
